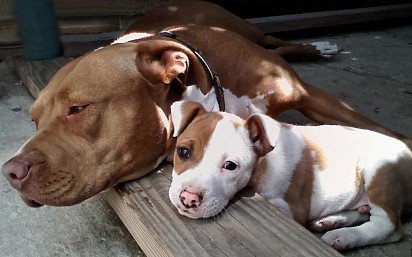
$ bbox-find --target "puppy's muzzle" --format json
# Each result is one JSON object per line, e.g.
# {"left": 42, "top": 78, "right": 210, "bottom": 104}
{"left": 179, "top": 187, "right": 203, "bottom": 209}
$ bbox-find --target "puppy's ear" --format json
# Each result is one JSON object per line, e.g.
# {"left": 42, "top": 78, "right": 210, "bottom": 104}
{"left": 136, "top": 40, "right": 189, "bottom": 85}
{"left": 171, "top": 101, "right": 206, "bottom": 137}
{"left": 245, "top": 114, "right": 281, "bottom": 157}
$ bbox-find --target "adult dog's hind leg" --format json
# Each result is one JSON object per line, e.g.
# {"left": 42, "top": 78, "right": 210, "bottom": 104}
{"left": 296, "top": 82, "right": 407, "bottom": 140}
{"left": 264, "top": 35, "right": 338, "bottom": 61}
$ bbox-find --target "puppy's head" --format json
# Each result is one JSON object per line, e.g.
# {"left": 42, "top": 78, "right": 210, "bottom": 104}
{"left": 169, "top": 101, "right": 278, "bottom": 218}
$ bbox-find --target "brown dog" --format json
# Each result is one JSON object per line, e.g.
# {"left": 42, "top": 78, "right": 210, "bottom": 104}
{"left": 2, "top": 0, "right": 408, "bottom": 207}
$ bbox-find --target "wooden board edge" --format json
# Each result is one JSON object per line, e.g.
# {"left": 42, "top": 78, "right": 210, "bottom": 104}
{"left": 3, "top": 4, "right": 410, "bottom": 48}
{"left": 14, "top": 57, "right": 40, "bottom": 98}
{"left": 247, "top": 4, "right": 412, "bottom": 33}
{"left": 104, "top": 188, "right": 174, "bottom": 257}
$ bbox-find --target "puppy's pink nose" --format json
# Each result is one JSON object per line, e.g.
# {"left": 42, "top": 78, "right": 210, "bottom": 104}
{"left": 180, "top": 188, "right": 202, "bottom": 209}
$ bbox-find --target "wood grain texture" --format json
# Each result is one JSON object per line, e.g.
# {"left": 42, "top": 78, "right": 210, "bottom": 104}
{"left": 16, "top": 56, "right": 343, "bottom": 257}
{"left": 105, "top": 163, "right": 342, "bottom": 257}
{"left": 14, "top": 57, "right": 71, "bottom": 97}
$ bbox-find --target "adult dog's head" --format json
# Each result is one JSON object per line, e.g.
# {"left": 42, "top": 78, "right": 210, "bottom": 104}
{"left": 2, "top": 36, "right": 209, "bottom": 207}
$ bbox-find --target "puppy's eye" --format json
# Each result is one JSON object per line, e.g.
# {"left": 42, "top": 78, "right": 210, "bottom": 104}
{"left": 68, "top": 104, "right": 89, "bottom": 115}
{"left": 178, "top": 147, "right": 190, "bottom": 159}
{"left": 223, "top": 161, "right": 238, "bottom": 171}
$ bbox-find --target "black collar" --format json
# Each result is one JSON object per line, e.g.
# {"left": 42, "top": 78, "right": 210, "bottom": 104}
{"left": 156, "top": 31, "right": 226, "bottom": 112}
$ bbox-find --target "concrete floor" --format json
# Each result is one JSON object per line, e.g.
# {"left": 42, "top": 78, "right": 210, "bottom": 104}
{"left": 1, "top": 24, "right": 411, "bottom": 257}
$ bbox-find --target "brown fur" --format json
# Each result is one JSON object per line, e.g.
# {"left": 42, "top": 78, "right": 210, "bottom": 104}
{"left": 367, "top": 155, "right": 412, "bottom": 227}
{"left": 13, "top": 45, "right": 172, "bottom": 205}
{"left": 303, "top": 137, "right": 327, "bottom": 171}
{"left": 174, "top": 113, "right": 223, "bottom": 174}
{"left": 2, "top": 0, "right": 409, "bottom": 206}
{"left": 284, "top": 145, "right": 315, "bottom": 225}
{"left": 248, "top": 158, "right": 268, "bottom": 193}
{"left": 355, "top": 165, "right": 364, "bottom": 191}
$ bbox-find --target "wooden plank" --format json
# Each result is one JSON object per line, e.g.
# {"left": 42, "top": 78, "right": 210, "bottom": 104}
{"left": 52, "top": 0, "right": 167, "bottom": 17}
{"left": 247, "top": 4, "right": 412, "bottom": 33}
{"left": 61, "top": 32, "right": 122, "bottom": 57}
{"left": 3, "top": 4, "right": 410, "bottom": 57}
{"left": 14, "top": 56, "right": 71, "bottom": 97}
{"left": 0, "top": 18, "right": 126, "bottom": 48}
{"left": 0, "top": 0, "right": 165, "bottom": 19}
{"left": 2, "top": 4, "right": 411, "bottom": 48}
{"left": 3, "top": 33, "right": 121, "bottom": 57}
{"left": 15, "top": 57, "right": 343, "bottom": 257}
{"left": 105, "top": 163, "right": 342, "bottom": 257}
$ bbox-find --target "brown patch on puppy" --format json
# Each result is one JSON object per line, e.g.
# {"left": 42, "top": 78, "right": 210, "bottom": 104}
{"left": 174, "top": 113, "right": 223, "bottom": 174}
{"left": 354, "top": 164, "right": 363, "bottom": 190}
{"left": 304, "top": 137, "right": 327, "bottom": 171}
{"left": 284, "top": 145, "right": 314, "bottom": 225}
{"left": 247, "top": 158, "right": 268, "bottom": 192}
{"left": 367, "top": 155, "right": 412, "bottom": 230}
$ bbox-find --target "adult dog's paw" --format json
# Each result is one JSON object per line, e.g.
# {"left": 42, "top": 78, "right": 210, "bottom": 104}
{"left": 310, "top": 41, "right": 339, "bottom": 58}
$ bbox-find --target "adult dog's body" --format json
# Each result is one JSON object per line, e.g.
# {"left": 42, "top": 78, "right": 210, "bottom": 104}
{"left": 2, "top": 0, "right": 408, "bottom": 207}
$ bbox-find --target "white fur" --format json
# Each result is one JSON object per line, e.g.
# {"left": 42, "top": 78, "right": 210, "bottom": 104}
{"left": 156, "top": 105, "right": 170, "bottom": 135}
{"left": 182, "top": 86, "right": 267, "bottom": 119}
{"left": 321, "top": 204, "right": 398, "bottom": 250}
{"left": 181, "top": 86, "right": 217, "bottom": 112}
{"left": 111, "top": 32, "right": 153, "bottom": 45}
{"left": 169, "top": 113, "right": 257, "bottom": 218}
{"left": 257, "top": 128, "right": 303, "bottom": 218}
{"left": 292, "top": 126, "right": 366, "bottom": 219}
{"left": 169, "top": 109, "right": 412, "bottom": 249}
{"left": 309, "top": 41, "right": 339, "bottom": 58}
{"left": 310, "top": 210, "right": 370, "bottom": 232}
{"left": 170, "top": 102, "right": 188, "bottom": 137}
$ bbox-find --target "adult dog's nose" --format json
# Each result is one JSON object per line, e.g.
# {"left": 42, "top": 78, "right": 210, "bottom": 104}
{"left": 180, "top": 187, "right": 203, "bottom": 208}
{"left": 2, "top": 158, "right": 30, "bottom": 190}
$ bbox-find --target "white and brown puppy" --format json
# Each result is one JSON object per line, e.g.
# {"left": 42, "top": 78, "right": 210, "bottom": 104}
{"left": 169, "top": 100, "right": 412, "bottom": 251}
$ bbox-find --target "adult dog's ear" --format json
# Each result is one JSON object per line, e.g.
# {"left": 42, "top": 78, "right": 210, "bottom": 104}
{"left": 245, "top": 114, "right": 280, "bottom": 157}
{"left": 135, "top": 40, "right": 190, "bottom": 85}
{"left": 171, "top": 101, "right": 206, "bottom": 137}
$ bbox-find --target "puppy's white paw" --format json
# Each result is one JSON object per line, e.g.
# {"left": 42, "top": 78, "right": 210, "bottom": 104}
{"left": 310, "top": 41, "right": 339, "bottom": 58}
{"left": 321, "top": 228, "right": 356, "bottom": 251}
{"left": 309, "top": 217, "right": 340, "bottom": 232}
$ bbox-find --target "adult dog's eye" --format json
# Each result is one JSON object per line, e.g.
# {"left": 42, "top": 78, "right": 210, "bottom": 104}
{"left": 223, "top": 161, "right": 238, "bottom": 171}
{"left": 177, "top": 147, "right": 190, "bottom": 159}
{"left": 68, "top": 104, "right": 89, "bottom": 115}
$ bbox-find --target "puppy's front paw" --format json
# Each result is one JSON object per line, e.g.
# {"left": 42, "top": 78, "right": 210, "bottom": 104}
{"left": 321, "top": 228, "right": 355, "bottom": 251}
{"left": 310, "top": 41, "right": 339, "bottom": 58}
{"left": 309, "top": 218, "right": 338, "bottom": 232}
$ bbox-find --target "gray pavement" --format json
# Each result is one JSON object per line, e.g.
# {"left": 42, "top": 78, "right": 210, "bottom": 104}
{"left": 1, "top": 24, "right": 411, "bottom": 257}
{"left": 0, "top": 59, "right": 144, "bottom": 256}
